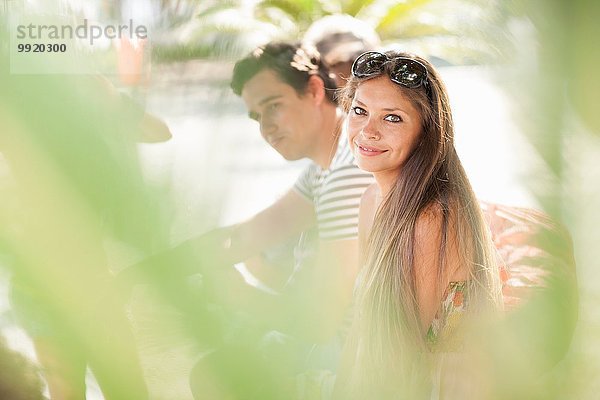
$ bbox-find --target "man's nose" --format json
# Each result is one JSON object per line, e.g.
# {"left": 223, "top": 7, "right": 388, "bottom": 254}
{"left": 259, "top": 116, "right": 277, "bottom": 138}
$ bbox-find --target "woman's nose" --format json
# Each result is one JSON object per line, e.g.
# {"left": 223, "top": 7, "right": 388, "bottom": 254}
{"left": 360, "top": 119, "right": 380, "bottom": 140}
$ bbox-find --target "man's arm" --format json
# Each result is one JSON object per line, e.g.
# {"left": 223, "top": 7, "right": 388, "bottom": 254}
{"left": 295, "top": 237, "right": 360, "bottom": 340}
{"left": 120, "top": 188, "right": 316, "bottom": 284}
{"left": 214, "top": 182, "right": 372, "bottom": 340}
{"left": 221, "top": 189, "right": 315, "bottom": 264}
{"left": 211, "top": 235, "right": 359, "bottom": 342}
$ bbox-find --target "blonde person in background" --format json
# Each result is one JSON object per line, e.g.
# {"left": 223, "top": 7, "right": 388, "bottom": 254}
{"left": 303, "top": 14, "right": 380, "bottom": 88}
{"left": 330, "top": 50, "right": 504, "bottom": 399}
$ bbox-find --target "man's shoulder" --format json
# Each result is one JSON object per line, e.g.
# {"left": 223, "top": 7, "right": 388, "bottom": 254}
{"left": 328, "top": 152, "right": 373, "bottom": 180}
{"left": 330, "top": 133, "right": 355, "bottom": 170}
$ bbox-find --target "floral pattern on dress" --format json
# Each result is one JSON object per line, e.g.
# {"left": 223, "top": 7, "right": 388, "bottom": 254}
{"left": 426, "top": 281, "right": 468, "bottom": 351}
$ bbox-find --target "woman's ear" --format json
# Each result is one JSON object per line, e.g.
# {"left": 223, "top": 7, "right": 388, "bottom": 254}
{"left": 306, "top": 75, "right": 326, "bottom": 105}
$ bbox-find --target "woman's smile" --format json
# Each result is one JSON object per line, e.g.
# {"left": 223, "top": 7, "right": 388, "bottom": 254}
{"left": 354, "top": 141, "right": 388, "bottom": 156}
{"left": 347, "top": 76, "right": 422, "bottom": 177}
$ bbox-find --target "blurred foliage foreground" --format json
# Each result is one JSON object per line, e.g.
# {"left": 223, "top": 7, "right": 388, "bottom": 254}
{"left": 0, "top": 31, "right": 296, "bottom": 398}
{"left": 1, "top": 0, "right": 600, "bottom": 398}
{"left": 0, "top": 67, "right": 583, "bottom": 399}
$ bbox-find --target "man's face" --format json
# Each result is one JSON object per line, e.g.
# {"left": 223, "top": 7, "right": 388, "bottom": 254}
{"left": 241, "top": 69, "right": 319, "bottom": 161}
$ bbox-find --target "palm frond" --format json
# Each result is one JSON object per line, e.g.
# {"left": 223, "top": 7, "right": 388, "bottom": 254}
{"left": 176, "top": 10, "right": 285, "bottom": 60}
{"left": 196, "top": 0, "right": 242, "bottom": 18}
{"left": 257, "top": 0, "right": 315, "bottom": 20}
{"left": 342, "top": 0, "right": 378, "bottom": 17}
{"left": 383, "top": 21, "right": 452, "bottom": 39}
{"left": 376, "top": 0, "right": 434, "bottom": 33}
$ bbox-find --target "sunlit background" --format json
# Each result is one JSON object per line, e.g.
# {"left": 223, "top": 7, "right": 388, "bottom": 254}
{"left": 1, "top": 0, "right": 599, "bottom": 399}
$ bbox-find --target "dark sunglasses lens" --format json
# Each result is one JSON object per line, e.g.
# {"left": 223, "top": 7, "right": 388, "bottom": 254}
{"left": 353, "top": 52, "right": 388, "bottom": 77}
{"left": 391, "top": 60, "right": 427, "bottom": 88}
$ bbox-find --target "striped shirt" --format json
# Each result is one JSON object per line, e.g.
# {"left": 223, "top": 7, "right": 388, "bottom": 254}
{"left": 293, "top": 131, "right": 374, "bottom": 241}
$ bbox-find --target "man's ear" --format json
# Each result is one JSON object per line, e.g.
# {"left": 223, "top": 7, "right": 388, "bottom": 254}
{"left": 306, "top": 75, "right": 326, "bottom": 105}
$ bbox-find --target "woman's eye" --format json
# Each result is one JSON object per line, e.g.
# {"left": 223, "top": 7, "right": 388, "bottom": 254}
{"left": 384, "top": 114, "right": 402, "bottom": 123}
{"left": 352, "top": 106, "right": 367, "bottom": 116}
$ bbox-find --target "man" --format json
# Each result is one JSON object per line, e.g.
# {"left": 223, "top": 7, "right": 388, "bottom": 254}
{"left": 214, "top": 42, "right": 374, "bottom": 337}
{"left": 242, "top": 15, "right": 381, "bottom": 289}
{"left": 124, "top": 41, "right": 373, "bottom": 354}
{"left": 117, "top": 42, "right": 373, "bottom": 399}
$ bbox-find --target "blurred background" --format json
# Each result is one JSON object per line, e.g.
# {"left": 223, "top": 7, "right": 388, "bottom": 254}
{"left": 0, "top": 0, "right": 599, "bottom": 399}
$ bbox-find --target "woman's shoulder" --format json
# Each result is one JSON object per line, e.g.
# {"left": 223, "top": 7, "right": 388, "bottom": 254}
{"left": 415, "top": 202, "right": 445, "bottom": 238}
{"left": 415, "top": 201, "right": 467, "bottom": 282}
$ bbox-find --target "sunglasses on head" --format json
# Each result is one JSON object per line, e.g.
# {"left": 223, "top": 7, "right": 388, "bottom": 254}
{"left": 351, "top": 51, "right": 430, "bottom": 91}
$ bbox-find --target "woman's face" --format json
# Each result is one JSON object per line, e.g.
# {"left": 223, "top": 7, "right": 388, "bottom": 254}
{"left": 347, "top": 76, "right": 423, "bottom": 178}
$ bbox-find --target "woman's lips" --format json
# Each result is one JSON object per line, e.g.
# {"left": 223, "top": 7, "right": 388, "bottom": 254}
{"left": 355, "top": 142, "right": 387, "bottom": 156}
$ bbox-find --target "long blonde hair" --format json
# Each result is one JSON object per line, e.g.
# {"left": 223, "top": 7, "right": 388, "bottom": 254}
{"left": 336, "top": 51, "right": 502, "bottom": 398}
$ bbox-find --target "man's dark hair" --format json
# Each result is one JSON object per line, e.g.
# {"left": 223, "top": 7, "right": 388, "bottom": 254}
{"left": 231, "top": 41, "right": 337, "bottom": 104}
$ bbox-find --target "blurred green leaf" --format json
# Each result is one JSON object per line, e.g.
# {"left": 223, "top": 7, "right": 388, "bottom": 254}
{"left": 343, "top": 0, "right": 378, "bottom": 17}
{"left": 376, "top": 0, "right": 434, "bottom": 33}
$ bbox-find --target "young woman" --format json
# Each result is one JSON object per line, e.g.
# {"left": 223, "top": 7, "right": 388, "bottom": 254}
{"left": 334, "top": 51, "right": 503, "bottom": 399}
